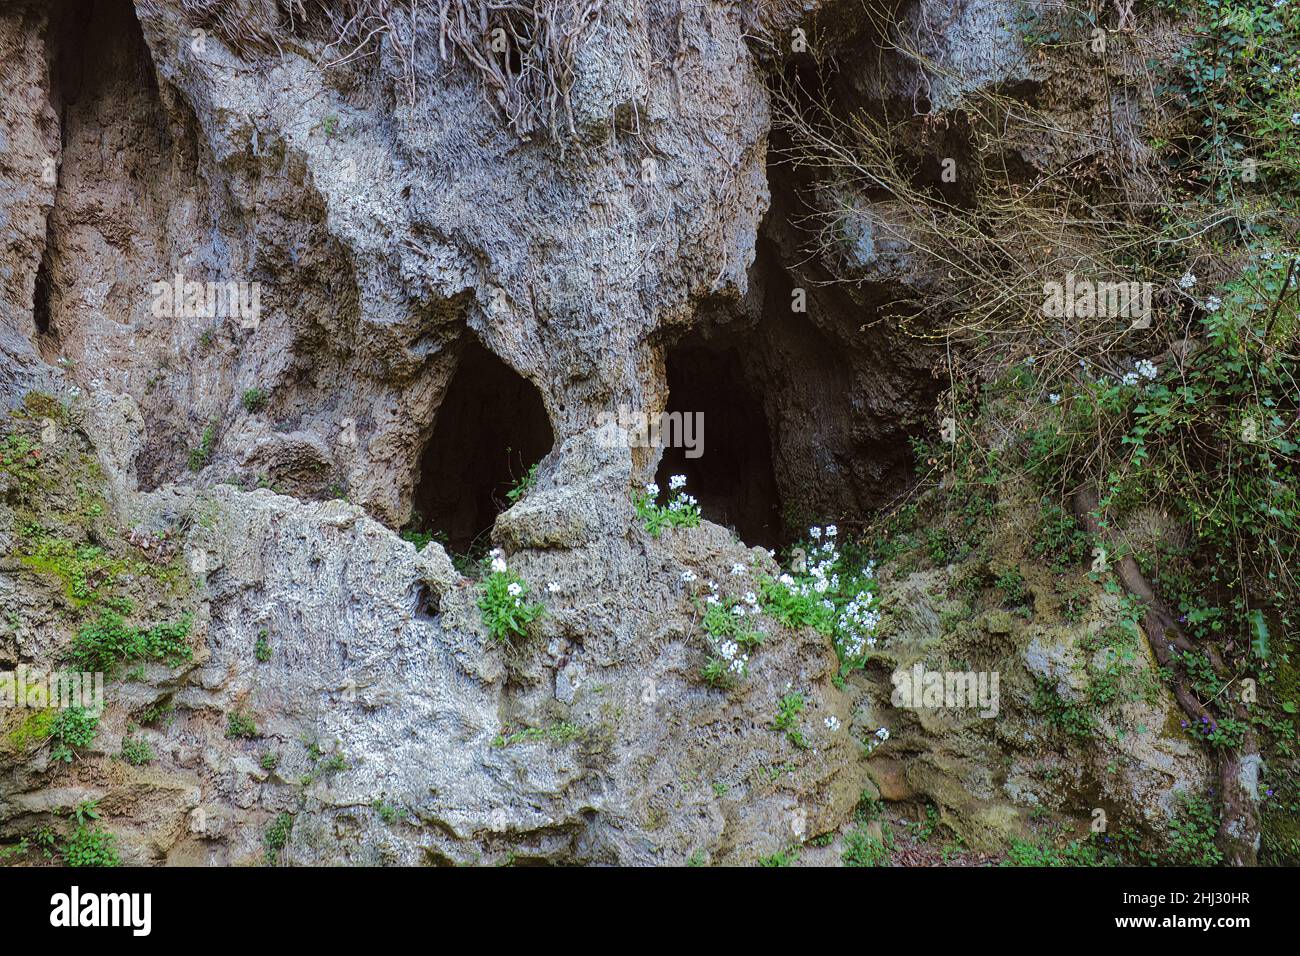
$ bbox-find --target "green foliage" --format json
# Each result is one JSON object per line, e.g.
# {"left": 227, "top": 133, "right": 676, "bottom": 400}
{"left": 505, "top": 462, "right": 539, "bottom": 503}
{"left": 1166, "top": 792, "right": 1225, "bottom": 866}
{"left": 477, "top": 566, "right": 544, "bottom": 641}
{"left": 372, "top": 800, "right": 407, "bottom": 824}
{"left": 49, "top": 706, "right": 99, "bottom": 763}
{"left": 62, "top": 824, "right": 120, "bottom": 867}
{"left": 119, "top": 735, "right": 154, "bottom": 766}
{"left": 758, "top": 845, "right": 800, "bottom": 867}
{"left": 240, "top": 388, "right": 268, "bottom": 413}
{"left": 225, "top": 710, "right": 258, "bottom": 739}
{"left": 842, "top": 825, "right": 892, "bottom": 867}
{"left": 771, "top": 692, "right": 809, "bottom": 749}
{"left": 255, "top": 628, "right": 272, "bottom": 662}
{"left": 1003, "top": 838, "right": 1107, "bottom": 867}
{"left": 264, "top": 812, "right": 294, "bottom": 865}
{"left": 260, "top": 751, "right": 279, "bottom": 771}
{"left": 1032, "top": 500, "right": 1092, "bottom": 573}
{"left": 993, "top": 567, "right": 1029, "bottom": 608}
{"left": 68, "top": 611, "right": 193, "bottom": 676}
{"left": 491, "top": 722, "right": 580, "bottom": 747}
{"left": 759, "top": 531, "right": 880, "bottom": 675}
{"left": 1032, "top": 678, "right": 1096, "bottom": 740}
{"left": 634, "top": 479, "right": 701, "bottom": 537}
{"left": 188, "top": 423, "right": 216, "bottom": 471}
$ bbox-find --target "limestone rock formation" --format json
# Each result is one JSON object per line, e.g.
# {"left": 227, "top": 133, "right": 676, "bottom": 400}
{"left": 0, "top": 0, "right": 1211, "bottom": 865}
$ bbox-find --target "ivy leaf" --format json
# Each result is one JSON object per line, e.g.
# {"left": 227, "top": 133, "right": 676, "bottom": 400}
{"left": 1250, "top": 610, "right": 1270, "bottom": 660}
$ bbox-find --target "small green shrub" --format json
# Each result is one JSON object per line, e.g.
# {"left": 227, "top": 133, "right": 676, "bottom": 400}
{"left": 254, "top": 629, "right": 272, "bottom": 662}
{"left": 240, "top": 388, "right": 268, "bottom": 413}
{"left": 119, "top": 735, "right": 154, "bottom": 766}
{"left": 188, "top": 423, "right": 216, "bottom": 471}
{"left": 264, "top": 812, "right": 294, "bottom": 864}
{"left": 225, "top": 710, "right": 258, "bottom": 739}
{"left": 842, "top": 825, "right": 891, "bottom": 867}
{"left": 49, "top": 706, "right": 99, "bottom": 763}
{"left": 63, "top": 825, "right": 119, "bottom": 867}
{"left": 771, "top": 692, "right": 809, "bottom": 749}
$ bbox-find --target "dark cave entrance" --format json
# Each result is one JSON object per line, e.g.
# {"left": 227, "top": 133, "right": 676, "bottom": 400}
{"left": 411, "top": 338, "right": 554, "bottom": 555}
{"left": 654, "top": 342, "right": 784, "bottom": 549}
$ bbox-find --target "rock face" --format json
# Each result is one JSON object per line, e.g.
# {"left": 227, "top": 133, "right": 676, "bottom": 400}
{"left": 1, "top": 0, "right": 1208, "bottom": 865}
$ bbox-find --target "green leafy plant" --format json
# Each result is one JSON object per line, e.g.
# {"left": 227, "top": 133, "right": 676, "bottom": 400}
{"left": 119, "top": 735, "right": 154, "bottom": 766}
{"left": 240, "top": 388, "right": 268, "bottom": 413}
{"left": 477, "top": 550, "right": 544, "bottom": 641}
{"left": 49, "top": 706, "right": 99, "bottom": 763}
{"left": 264, "top": 812, "right": 294, "bottom": 865}
{"left": 225, "top": 710, "right": 258, "bottom": 739}
{"left": 255, "top": 628, "right": 272, "bottom": 662}
{"left": 634, "top": 476, "right": 701, "bottom": 537}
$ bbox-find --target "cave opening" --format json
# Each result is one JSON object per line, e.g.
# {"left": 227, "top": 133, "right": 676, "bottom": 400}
{"left": 411, "top": 337, "right": 554, "bottom": 555}
{"left": 654, "top": 342, "right": 784, "bottom": 550}
{"left": 32, "top": 253, "right": 52, "bottom": 337}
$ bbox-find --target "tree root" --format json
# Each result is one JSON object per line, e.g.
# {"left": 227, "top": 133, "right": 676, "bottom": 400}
{"left": 1073, "top": 489, "right": 1260, "bottom": 866}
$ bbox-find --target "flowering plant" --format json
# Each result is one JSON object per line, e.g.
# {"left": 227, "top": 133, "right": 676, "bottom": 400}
{"left": 634, "top": 474, "right": 701, "bottom": 537}
{"left": 760, "top": 525, "right": 881, "bottom": 673}
{"left": 478, "top": 548, "right": 544, "bottom": 641}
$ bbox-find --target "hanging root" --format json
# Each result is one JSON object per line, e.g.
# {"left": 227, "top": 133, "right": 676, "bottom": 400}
{"left": 175, "top": 0, "right": 604, "bottom": 140}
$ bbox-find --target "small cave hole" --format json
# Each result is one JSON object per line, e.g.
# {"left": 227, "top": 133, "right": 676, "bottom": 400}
{"left": 411, "top": 337, "right": 554, "bottom": 555}
{"left": 32, "top": 252, "right": 53, "bottom": 337}
{"left": 654, "top": 343, "right": 783, "bottom": 549}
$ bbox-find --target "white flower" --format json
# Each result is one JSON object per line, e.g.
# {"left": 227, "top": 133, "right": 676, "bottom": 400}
{"left": 1048, "top": 393, "right": 1060, "bottom": 404}
{"left": 706, "top": 594, "right": 720, "bottom": 605}
{"left": 1292, "top": 112, "right": 1300, "bottom": 126}
{"left": 730, "top": 563, "right": 746, "bottom": 576}
{"left": 1204, "top": 295, "right": 1221, "bottom": 313}
{"left": 490, "top": 557, "right": 508, "bottom": 574}
{"left": 1179, "top": 272, "right": 1197, "bottom": 290}
{"left": 824, "top": 716, "right": 841, "bottom": 731}
{"left": 546, "top": 581, "right": 561, "bottom": 593}
{"left": 875, "top": 727, "right": 890, "bottom": 742}
{"left": 825, "top": 525, "right": 837, "bottom": 538}
{"left": 507, "top": 582, "right": 522, "bottom": 597}
{"left": 743, "top": 590, "right": 758, "bottom": 606}
{"left": 731, "top": 605, "right": 746, "bottom": 617}
{"left": 809, "top": 526, "right": 822, "bottom": 540}
{"left": 645, "top": 482, "right": 660, "bottom": 499}
{"left": 1136, "top": 359, "right": 1158, "bottom": 380}
{"left": 669, "top": 474, "right": 687, "bottom": 491}
{"left": 681, "top": 570, "right": 697, "bottom": 583}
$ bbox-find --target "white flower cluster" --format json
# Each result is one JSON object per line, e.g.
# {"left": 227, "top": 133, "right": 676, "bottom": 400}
{"left": 645, "top": 475, "right": 698, "bottom": 514}
{"left": 1121, "top": 359, "right": 1159, "bottom": 387}
{"left": 774, "top": 528, "right": 880, "bottom": 663}
{"left": 836, "top": 589, "right": 880, "bottom": 661}
{"left": 489, "top": 547, "right": 507, "bottom": 574}
{"left": 715, "top": 638, "right": 750, "bottom": 677}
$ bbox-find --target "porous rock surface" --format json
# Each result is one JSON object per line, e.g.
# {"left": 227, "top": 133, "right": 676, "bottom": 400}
{"left": 0, "top": 0, "right": 1207, "bottom": 864}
